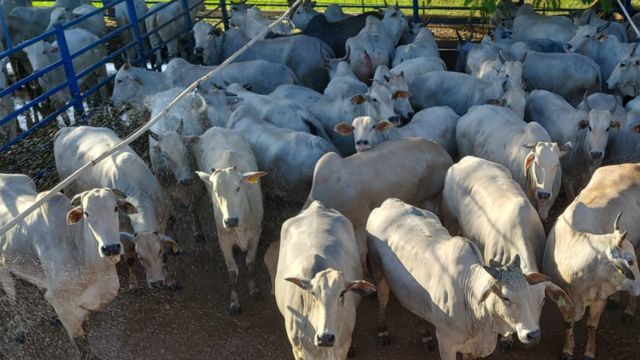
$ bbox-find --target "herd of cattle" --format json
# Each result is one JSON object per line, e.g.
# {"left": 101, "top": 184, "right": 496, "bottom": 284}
{"left": 4, "top": 0, "right": 640, "bottom": 359}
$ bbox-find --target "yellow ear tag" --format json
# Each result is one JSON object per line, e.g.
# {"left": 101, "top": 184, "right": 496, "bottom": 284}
{"left": 617, "top": 268, "right": 625, "bottom": 276}
{"left": 245, "top": 176, "right": 259, "bottom": 184}
{"left": 172, "top": 243, "right": 181, "bottom": 254}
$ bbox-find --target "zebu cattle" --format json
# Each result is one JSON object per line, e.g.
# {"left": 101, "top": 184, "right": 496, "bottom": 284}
{"left": 607, "top": 110, "right": 640, "bottom": 164}
{"left": 372, "top": 65, "right": 414, "bottom": 120}
{"left": 111, "top": 59, "right": 296, "bottom": 109}
{"left": 606, "top": 45, "right": 640, "bottom": 98}
{"left": 333, "top": 107, "right": 459, "bottom": 157}
{"left": 457, "top": 105, "right": 565, "bottom": 220}
{"left": 392, "top": 26, "right": 439, "bottom": 66}
{"left": 231, "top": 35, "right": 334, "bottom": 91}
{"left": 9, "top": 6, "right": 59, "bottom": 42}
{"left": 573, "top": 9, "right": 628, "bottom": 43}
{"left": 54, "top": 126, "right": 179, "bottom": 288}
{"left": 323, "top": 61, "right": 368, "bottom": 99}
{"left": 0, "top": 174, "right": 136, "bottom": 359}
{"left": 195, "top": 26, "right": 250, "bottom": 65}
{"left": 301, "top": 11, "right": 378, "bottom": 57}
{"left": 270, "top": 83, "right": 397, "bottom": 156}
{"left": 275, "top": 201, "right": 375, "bottom": 360}
{"left": 526, "top": 90, "right": 617, "bottom": 199}
{"left": 145, "top": 0, "right": 202, "bottom": 64}
{"left": 368, "top": 198, "right": 568, "bottom": 360}
{"left": 291, "top": 1, "right": 318, "bottom": 30}
{"left": 390, "top": 56, "right": 446, "bottom": 84}
{"left": 544, "top": 167, "right": 640, "bottom": 360}
{"left": 442, "top": 157, "right": 573, "bottom": 344}
{"left": 230, "top": 2, "right": 291, "bottom": 38}
{"left": 227, "top": 105, "right": 337, "bottom": 204}
{"left": 565, "top": 25, "right": 635, "bottom": 91}
{"left": 46, "top": 4, "right": 106, "bottom": 36}
{"left": 115, "top": 0, "right": 148, "bottom": 64}
{"left": 192, "top": 127, "right": 266, "bottom": 315}
{"left": 511, "top": 4, "right": 577, "bottom": 46}
{"left": 306, "top": 138, "right": 452, "bottom": 266}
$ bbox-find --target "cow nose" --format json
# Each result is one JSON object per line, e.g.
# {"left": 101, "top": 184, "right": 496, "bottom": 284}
{"left": 590, "top": 151, "right": 603, "bottom": 160}
{"left": 194, "top": 47, "right": 204, "bottom": 54}
{"left": 179, "top": 178, "right": 193, "bottom": 186}
{"left": 406, "top": 112, "right": 415, "bottom": 118}
{"left": 536, "top": 191, "right": 551, "bottom": 200}
{"left": 526, "top": 329, "right": 541, "bottom": 343}
{"left": 388, "top": 116, "right": 401, "bottom": 125}
{"left": 316, "top": 332, "right": 335, "bottom": 347}
{"left": 355, "top": 140, "right": 369, "bottom": 146}
{"left": 100, "top": 244, "right": 122, "bottom": 257}
{"left": 150, "top": 280, "right": 165, "bottom": 288}
{"left": 563, "top": 43, "right": 572, "bottom": 52}
{"left": 224, "top": 217, "right": 239, "bottom": 228}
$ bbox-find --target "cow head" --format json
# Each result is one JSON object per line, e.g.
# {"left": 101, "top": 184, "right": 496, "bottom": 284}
{"left": 564, "top": 25, "right": 601, "bottom": 53}
{"left": 197, "top": 166, "right": 266, "bottom": 229}
{"left": 381, "top": 5, "right": 408, "bottom": 44}
{"left": 577, "top": 94, "right": 617, "bottom": 166}
{"left": 494, "top": 52, "right": 527, "bottom": 118}
{"left": 45, "top": 7, "right": 72, "bottom": 33}
{"left": 23, "top": 40, "right": 56, "bottom": 72}
{"left": 373, "top": 66, "right": 414, "bottom": 120}
{"left": 607, "top": 46, "right": 640, "bottom": 97}
{"left": 149, "top": 127, "right": 200, "bottom": 186}
{"left": 121, "top": 231, "right": 181, "bottom": 288}
{"left": 604, "top": 212, "right": 640, "bottom": 296}
{"left": 230, "top": 1, "right": 250, "bottom": 22}
{"left": 522, "top": 141, "right": 568, "bottom": 220}
{"left": 334, "top": 116, "right": 392, "bottom": 152}
{"left": 479, "top": 255, "right": 573, "bottom": 344}
{"left": 348, "top": 84, "right": 399, "bottom": 125}
{"left": 111, "top": 63, "right": 147, "bottom": 109}
{"left": 67, "top": 188, "right": 138, "bottom": 261}
{"left": 286, "top": 269, "right": 375, "bottom": 348}
{"left": 291, "top": 1, "right": 318, "bottom": 30}
{"left": 192, "top": 21, "right": 224, "bottom": 65}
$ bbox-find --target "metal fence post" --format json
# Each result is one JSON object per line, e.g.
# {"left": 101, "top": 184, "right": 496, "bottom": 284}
{"left": 220, "top": 0, "right": 229, "bottom": 30}
{"left": 180, "top": 0, "right": 194, "bottom": 32}
{"left": 54, "top": 24, "right": 85, "bottom": 120}
{"left": 0, "top": 3, "right": 13, "bottom": 49}
{"left": 124, "top": 0, "right": 148, "bottom": 67}
{"left": 412, "top": 0, "right": 419, "bottom": 24}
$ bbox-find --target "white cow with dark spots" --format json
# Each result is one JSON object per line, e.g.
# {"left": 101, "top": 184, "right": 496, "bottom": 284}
{"left": 192, "top": 127, "right": 266, "bottom": 316}
{"left": 275, "top": 200, "right": 375, "bottom": 360}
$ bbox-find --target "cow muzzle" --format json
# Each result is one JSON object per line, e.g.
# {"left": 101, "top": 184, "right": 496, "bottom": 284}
{"left": 590, "top": 151, "right": 604, "bottom": 160}
{"left": 536, "top": 191, "right": 551, "bottom": 200}
{"left": 100, "top": 244, "right": 122, "bottom": 257}
{"left": 524, "top": 329, "right": 541, "bottom": 344}
{"left": 315, "top": 332, "right": 335, "bottom": 347}
{"left": 355, "top": 140, "right": 371, "bottom": 152}
{"left": 563, "top": 43, "right": 573, "bottom": 52}
{"left": 194, "top": 47, "right": 204, "bottom": 55}
{"left": 224, "top": 217, "right": 239, "bottom": 228}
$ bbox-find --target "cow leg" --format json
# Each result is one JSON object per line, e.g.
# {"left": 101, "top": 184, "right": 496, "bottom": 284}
{"left": 622, "top": 295, "right": 637, "bottom": 323}
{"left": 45, "top": 292, "right": 96, "bottom": 359}
{"left": 563, "top": 178, "right": 576, "bottom": 202}
{"left": 562, "top": 321, "right": 575, "bottom": 360}
{"left": 373, "top": 270, "right": 390, "bottom": 345}
{"left": 584, "top": 300, "right": 606, "bottom": 360}
{"left": 246, "top": 229, "right": 261, "bottom": 301}
{"left": 263, "top": 241, "right": 279, "bottom": 296}
{"left": 219, "top": 235, "right": 241, "bottom": 316}
{"left": 420, "top": 321, "right": 435, "bottom": 352}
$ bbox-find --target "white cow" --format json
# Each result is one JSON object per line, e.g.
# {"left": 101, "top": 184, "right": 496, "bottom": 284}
{"left": 54, "top": 126, "right": 180, "bottom": 288}
{"left": 192, "top": 127, "right": 266, "bottom": 315}
{"left": 333, "top": 107, "right": 459, "bottom": 157}
{"left": 275, "top": 200, "right": 375, "bottom": 360}
{"left": 392, "top": 26, "right": 439, "bottom": 66}
{"left": 46, "top": 4, "right": 106, "bottom": 36}
{"left": 372, "top": 65, "right": 414, "bottom": 120}
{"left": 291, "top": 1, "right": 318, "bottom": 30}
{"left": 525, "top": 90, "right": 617, "bottom": 199}
{"left": 115, "top": 0, "right": 148, "bottom": 64}
{"left": 306, "top": 138, "right": 453, "bottom": 266}
{"left": 544, "top": 166, "right": 640, "bottom": 360}
{"left": 227, "top": 104, "right": 338, "bottom": 204}
{"left": 457, "top": 105, "right": 566, "bottom": 220}
{"left": 230, "top": 2, "right": 291, "bottom": 38}
{"left": 511, "top": 4, "right": 577, "bottom": 46}
{"left": 572, "top": 9, "right": 628, "bottom": 43}
{"left": 324, "top": 3, "right": 349, "bottom": 22}
{"left": 390, "top": 56, "right": 446, "bottom": 84}
{"left": 0, "top": 174, "right": 136, "bottom": 359}
{"left": 323, "top": 61, "right": 368, "bottom": 99}
{"left": 0, "top": 58, "right": 17, "bottom": 142}
{"left": 607, "top": 45, "right": 640, "bottom": 98}
{"left": 145, "top": 0, "right": 203, "bottom": 64}
{"left": 367, "top": 198, "right": 571, "bottom": 360}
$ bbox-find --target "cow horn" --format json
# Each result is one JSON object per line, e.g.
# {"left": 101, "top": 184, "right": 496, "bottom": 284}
{"left": 613, "top": 210, "right": 623, "bottom": 232}
{"left": 383, "top": 0, "right": 388, "bottom": 6}
{"left": 149, "top": 130, "right": 160, "bottom": 141}
{"left": 456, "top": 30, "right": 463, "bottom": 42}
{"left": 497, "top": 51, "right": 506, "bottom": 64}
{"left": 508, "top": 254, "right": 521, "bottom": 269}
{"left": 631, "top": 43, "right": 639, "bottom": 57}
{"left": 583, "top": 90, "right": 592, "bottom": 112}
{"left": 70, "top": 193, "right": 82, "bottom": 207}
{"left": 176, "top": 120, "right": 184, "bottom": 134}
{"left": 610, "top": 98, "right": 617, "bottom": 114}
{"left": 110, "top": 189, "right": 127, "bottom": 199}
{"left": 597, "top": 22, "right": 611, "bottom": 33}
{"left": 520, "top": 51, "right": 527, "bottom": 63}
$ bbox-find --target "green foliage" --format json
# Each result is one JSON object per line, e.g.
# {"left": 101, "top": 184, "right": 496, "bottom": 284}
{"left": 461, "top": 0, "right": 616, "bottom": 19}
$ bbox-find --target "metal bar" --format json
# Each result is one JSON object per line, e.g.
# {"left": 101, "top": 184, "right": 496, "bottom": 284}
{"left": 53, "top": 24, "right": 85, "bottom": 118}
{"left": 618, "top": 0, "right": 639, "bottom": 37}
{"left": 0, "top": 104, "right": 72, "bottom": 152}
{"left": 180, "top": 0, "right": 194, "bottom": 31}
{"left": 0, "top": 3, "right": 12, "bottom": 49}
{"left": 124, "top": 0, "right": 148, "bottom": 66}
{"left": 412, "top": 0, "right": 419, "bottom": 24}
{"left": 0, "top": 80, "right": 69, "bottom": 127}
{"left": 0, "top": 57, "right": 66, "bottom": 98}
{"left": 0, "top": 0, "right": 304, "bottom": 237}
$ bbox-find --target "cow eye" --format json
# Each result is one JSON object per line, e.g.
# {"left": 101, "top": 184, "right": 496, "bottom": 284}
{"left": 586, "top": 34, "right": 591, "bottom": 38}
{"left": 236, "top": 186, "right": 240, "bottom": 192}
{"left": 84, "top": 211, "right": 89, "bottom": 217}
{"left": 114, "top": 206, "right": 118, "bottom": 212}
{"left": 117, "top": 79, "right": 123, "bottom": 83}
{"left": 621, "top": 63, "right": 627, "bottom": 68}
{"left": 372, "top": 98, "right": 378, "bottom": 103}
{"left": 588, "top": 126, "right": 592, "bottom": 131}
{"left": 371, "top": 125, "right": 376, "bottom": 130}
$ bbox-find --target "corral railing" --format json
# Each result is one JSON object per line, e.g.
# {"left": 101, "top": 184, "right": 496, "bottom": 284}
{"left": 0, "top": 0, "right": 220, "bottom": 152}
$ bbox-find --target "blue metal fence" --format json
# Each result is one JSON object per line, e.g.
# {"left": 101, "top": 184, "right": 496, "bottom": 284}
{"left": 0, "top": 0, "right": 220, "bottom": 152}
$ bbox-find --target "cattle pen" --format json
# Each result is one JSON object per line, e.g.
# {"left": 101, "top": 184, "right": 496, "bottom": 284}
{"left": 3, "top": 0, "right": 640, "bottom": 359}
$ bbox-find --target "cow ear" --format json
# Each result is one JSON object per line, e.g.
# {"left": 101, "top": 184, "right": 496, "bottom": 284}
{"left": 344, "top": 280, "right": 376, "bottom": 297}
{"left": 485, "top": 98, "right": 503, "bottom": 106}
{"left": 66, "top": 207, "right": 84, "bottom": 225}
{"left": 351, "top": 94, "right": 367, "bottom": 105}
{"left": 117, "top": 199, "right": 138, "bottom": 215}
{"left": 285, "top": 277, "right": 312, "bottom": 290}
{"left": 523, "top": 152, "right": 535, "bottom": 171}
{"left": 196, "top": 171, "right": 212, "bottom": 185}
{"left": 525, "top": 272, "right": 550, "bottom": 285}
{"left": 376, "top": 120, "right": 394, "bottom": 132}
{"left": 49, "top": 45, "right": 60, "bottom": 54}
{"left": 596, "top": 34, "right": 608, "bottom": 42}
{"left": 334, "top": 122, "right": 354, "bottom": 135}
{"left": 159, "top": 234, "right": 182, "bottom": 255}
{"left": 70, "top": 193, "right": 82, "bottom": 207}
{"left": 242, "top": 171, "right": 267, "bottom": 184}
{"left": 545, "top": 282, "right": 574, "bottom": 321}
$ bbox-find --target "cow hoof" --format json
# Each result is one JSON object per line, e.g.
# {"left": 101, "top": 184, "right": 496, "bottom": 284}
{"left": 14, "top": 330, "right": 25, "bottom": 344}
{"left": 499, "top": 339, "right": 515, "bottom": 351}
{"left": 49, "top": 315, "right": 62, "bottom": 328}
{"left": 377, "top": 333, "right": 390, "bottom": 346}
{"left": 229, "top": 304, "right": 241, "bottom": 316}
{"left": 560, "top": 352, "right": 574, "bottom": 360}
{"left": 621, "top": 313, "right": 634, "bottom": 324}
{"left": 606, "top": 299, "right": 620, "bottom": 311}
